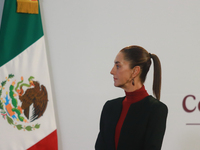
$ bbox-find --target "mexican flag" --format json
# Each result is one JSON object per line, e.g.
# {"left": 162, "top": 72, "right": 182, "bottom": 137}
{"left": 0, "top": 0, "right": 58, "bottom": 149}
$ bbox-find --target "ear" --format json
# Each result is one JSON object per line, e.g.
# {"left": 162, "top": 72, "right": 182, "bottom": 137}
{"left": 132, "top": 66, "right": 141, "bottom": 78}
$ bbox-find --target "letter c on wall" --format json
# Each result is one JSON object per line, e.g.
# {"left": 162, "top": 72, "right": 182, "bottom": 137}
{"left": 183, "top": 95, "right": 196, "bottom": 113}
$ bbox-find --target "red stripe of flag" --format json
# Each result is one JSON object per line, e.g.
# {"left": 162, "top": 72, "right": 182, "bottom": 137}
{"left": 27, "top": 130, "right": 58, "bottom": 150}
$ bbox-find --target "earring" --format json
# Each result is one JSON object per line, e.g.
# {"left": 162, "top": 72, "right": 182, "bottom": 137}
{"left": 132, "top": 79, "right": 134, "bottom": 85}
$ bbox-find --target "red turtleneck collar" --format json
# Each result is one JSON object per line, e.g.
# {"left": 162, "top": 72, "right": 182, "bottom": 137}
{"left": 124, "top": 85, "right": 149, "bottom": 103}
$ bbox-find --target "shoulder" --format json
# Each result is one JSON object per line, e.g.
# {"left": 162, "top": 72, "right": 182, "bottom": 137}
{"left": 143, "top": 96, "right": 168, "bottom": 114}
{"left": 145, "top": 96, "right": 167, "bottom": 106}
{"left": 102, "top": 97, "right": 125, "bottom": 112}
{"left": 106, "top": 97, "right": 125, "bottom": 105}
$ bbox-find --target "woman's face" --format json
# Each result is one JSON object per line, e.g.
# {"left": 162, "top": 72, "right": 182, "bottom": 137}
{"left": 110, "top": 52, "right": 134, "bottom": 89}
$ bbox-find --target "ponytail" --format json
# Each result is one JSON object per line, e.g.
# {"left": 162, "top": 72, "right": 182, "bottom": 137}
{"left": 151, "top": 54, "right": 161, "bottom": 100}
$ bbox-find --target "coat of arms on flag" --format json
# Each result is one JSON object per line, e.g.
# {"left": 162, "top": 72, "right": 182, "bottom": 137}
{"left": 0, "top": 0, "right": 58, "bottom": 149}
{"left": 0, "top": 74, "right": 49, "bottom": 131}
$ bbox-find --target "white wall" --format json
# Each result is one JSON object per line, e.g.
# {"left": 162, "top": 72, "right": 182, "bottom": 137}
{"left": 39, "top": 0, "right": 200, "bottom": 149}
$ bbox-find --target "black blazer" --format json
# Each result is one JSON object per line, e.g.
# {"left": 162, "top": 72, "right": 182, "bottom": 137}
{"left": 95, "top": 96, "right": 168, "bottom": 150}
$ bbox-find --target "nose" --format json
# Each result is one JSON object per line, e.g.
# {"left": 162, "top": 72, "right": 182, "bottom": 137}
{"left": 110, "top": 66, "right": 114, "bottom": 75}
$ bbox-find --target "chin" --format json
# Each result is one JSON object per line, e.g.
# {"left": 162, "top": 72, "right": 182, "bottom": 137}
{"left": 114, "top": 82, "right": 119, "bottom": 87}
{"left": 114, "top": 83, "right": 117, "bottom": 87}
{"left": 114, "top": 83, "right": 123, "bottom": 88}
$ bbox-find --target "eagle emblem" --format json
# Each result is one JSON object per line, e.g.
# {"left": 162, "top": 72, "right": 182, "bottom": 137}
{"left": 0, "top": 74, "right": 48, "bottom": 131}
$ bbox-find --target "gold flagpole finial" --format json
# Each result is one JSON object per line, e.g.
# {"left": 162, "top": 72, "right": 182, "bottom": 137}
{"left": 17, "top": 0, "right": 39, "bottom": 14}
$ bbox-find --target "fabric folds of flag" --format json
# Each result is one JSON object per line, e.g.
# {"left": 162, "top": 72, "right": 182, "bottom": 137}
{"left": 0, "top": 0, "right": 58, "bottom": 149}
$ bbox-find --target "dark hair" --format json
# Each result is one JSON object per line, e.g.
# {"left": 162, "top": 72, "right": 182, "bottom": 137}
{"left": 120, "top": 45, "right": 161, "bottom": 100}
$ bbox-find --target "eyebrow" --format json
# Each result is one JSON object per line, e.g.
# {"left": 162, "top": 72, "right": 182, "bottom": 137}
{"left": 114, "top": 61, "right": 120, "bottom": 64}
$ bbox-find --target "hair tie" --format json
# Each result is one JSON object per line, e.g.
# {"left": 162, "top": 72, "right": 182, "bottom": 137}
{"left": 149, "top": 53, "right": 152, "bottom": 58}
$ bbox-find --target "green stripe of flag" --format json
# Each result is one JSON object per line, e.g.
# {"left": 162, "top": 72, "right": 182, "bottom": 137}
{"left": 0, "top": 0, "right": 43, "bottom": 67}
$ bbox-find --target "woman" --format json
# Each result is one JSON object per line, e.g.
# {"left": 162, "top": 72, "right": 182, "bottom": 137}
{"left": 95, "top": 45, "right": 168, "bottom": 150}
